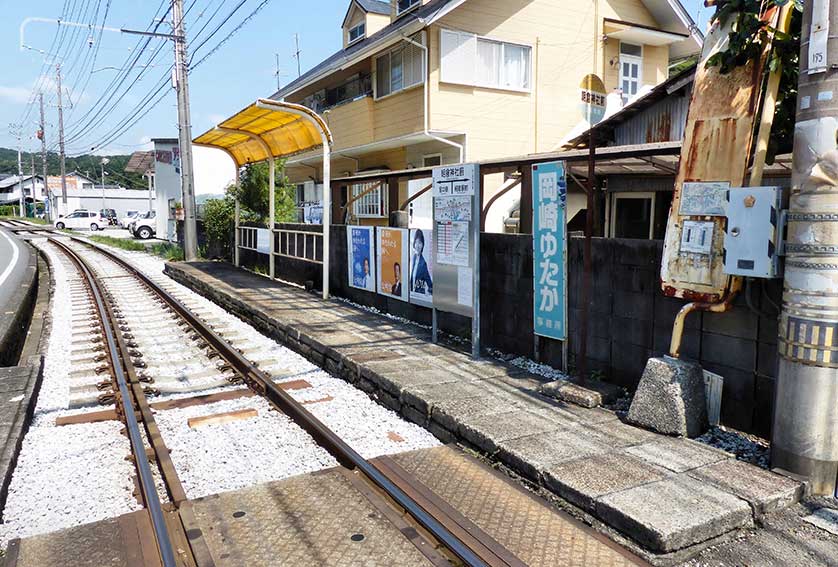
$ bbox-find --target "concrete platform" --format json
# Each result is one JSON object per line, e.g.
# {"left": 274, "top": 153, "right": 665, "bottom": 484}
{"left": 164, "top": 261, "right": 804, "bottom": 557}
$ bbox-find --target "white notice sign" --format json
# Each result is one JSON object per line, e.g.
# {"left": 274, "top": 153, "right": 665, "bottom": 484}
{"left": 457, "top": 267, "right": 473, "bottom": 306}
{"left": 436, "top": 221, "right": 469, "bottom": 266}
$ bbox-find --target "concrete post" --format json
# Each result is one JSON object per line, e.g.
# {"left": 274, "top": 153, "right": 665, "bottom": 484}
{"left": 772, "top": 0, "right": 838, "bottom": 496}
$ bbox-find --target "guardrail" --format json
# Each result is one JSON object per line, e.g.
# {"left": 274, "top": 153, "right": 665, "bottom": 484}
{"left": 274, "top": 227, "right": 323, "bottom": 265}
{"left": 238, "top": 226, "right": 260, "bottom": 251}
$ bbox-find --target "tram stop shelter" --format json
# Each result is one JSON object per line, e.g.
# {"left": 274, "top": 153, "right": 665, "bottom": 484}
{"left": 193, "top": 98, "right": 333, "bottom": 298}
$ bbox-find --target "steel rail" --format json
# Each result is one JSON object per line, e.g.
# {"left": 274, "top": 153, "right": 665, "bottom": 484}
{"left": 68, "top": 235, "right": 495, "bottom": 567}
{"left": 48, "top": 237, "right": 178, "bottom": 567}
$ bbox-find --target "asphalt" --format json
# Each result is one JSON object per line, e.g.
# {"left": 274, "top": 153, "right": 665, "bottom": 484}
{"left": 164, "top": 260, "right": 808, "bottom": 565}
{"left": 0, "top": 229, "right": 30, "bottom": 313}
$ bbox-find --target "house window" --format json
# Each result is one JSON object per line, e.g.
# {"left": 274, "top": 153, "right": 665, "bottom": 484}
{"left": 351, "top": 181, "right": 388, "bottom": 218}
{"left": 440, "top": 29, "right": 531, "bottom": 91}
{"left": 375, "top": 36, "right": 425, "bottom": 98}
{"left": 295, "top": 183, "right": 306, "bottom": 204}
{"left": 348, "top": 22, "right": 365, "bottom": 44}
{"left": 619, "top": 42, "right": 642, "bottom": 100}
{"left": 423, "top": 154, "right": 442, "bottom": 167}
{"left": 609, "top": 192, "right": 656, "bottom": 239}
{"left": 396, "top": 0, "right": 420, "bottom": 16}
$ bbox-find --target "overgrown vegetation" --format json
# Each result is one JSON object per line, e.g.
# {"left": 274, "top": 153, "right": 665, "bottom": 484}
{"left": 87, "top": 234, "right": 184, "bottom": 261}
{"left": 202, "top": 160, "right": 298, "bottom": 260}
{"left": 0, "top": 215, "right": 49, "bottom": 225}
{"left": 705, "top": 0, "right": 803, "bottom": 160}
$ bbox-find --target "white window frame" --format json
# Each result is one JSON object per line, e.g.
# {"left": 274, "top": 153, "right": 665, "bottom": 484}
{"left": 373, "top": 34, "right": 426, "bottom": 100}
{"left": 351, "top": 181, "right": 388, "bottom": 218}
{"left": 422, "top": 153, "right": 442, "bottom": 167}
{"left": 348, "top": 22, "right": 365, "bottom": 45}
{"left": 396, "top": 0, "right": 421, "bottom": 16}
{"left": 439, "top": 28, "right": 532, "bottom": 93}
{"left": 619, "top": 42, "right": 643, "bottom": 100}
{"left": 608, "top": 192, "right": 656, "bottom": 240}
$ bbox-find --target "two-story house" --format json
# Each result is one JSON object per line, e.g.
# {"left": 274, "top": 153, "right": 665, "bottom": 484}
{"left": 274, "top": 0, "right": 702, "bottom": 229}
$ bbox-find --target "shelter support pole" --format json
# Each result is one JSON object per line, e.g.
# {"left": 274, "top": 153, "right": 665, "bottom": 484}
{"left": 269, "top": 158, "right": 276, "bottom": 280}
{"left": 322, "top": 138, "right": 331, "bottom": 300}
{"left": 772, "top": 0, "right": 838, "bottom": 497}
{"left": 234, "top": 168, "right": 241, "bottom": 268}
{"left": 519, "top": 165, "right": 533, "bottom": 234}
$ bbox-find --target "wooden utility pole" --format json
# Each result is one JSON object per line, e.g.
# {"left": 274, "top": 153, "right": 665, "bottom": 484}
{"left": 56, "top": 64, "right": 68, "bottom": 211}
{"left": 38, "top": 92, "right": 50, "bottom": 219}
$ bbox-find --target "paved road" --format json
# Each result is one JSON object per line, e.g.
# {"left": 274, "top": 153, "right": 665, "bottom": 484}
{"left": 0, "top": 228, "right": 30, "bottom": 312}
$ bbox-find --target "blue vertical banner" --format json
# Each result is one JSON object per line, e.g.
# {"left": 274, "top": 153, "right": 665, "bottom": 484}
{"left": 532, "top": 161, "right": 568, "bottom": 340}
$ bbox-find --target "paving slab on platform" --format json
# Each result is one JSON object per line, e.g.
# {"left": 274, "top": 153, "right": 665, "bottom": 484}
{"left": 165, "top": 261, "right": 805, "bottom": 556}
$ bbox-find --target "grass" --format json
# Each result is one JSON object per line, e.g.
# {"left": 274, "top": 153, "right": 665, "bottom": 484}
{"left": 87, "top": 234, "right": 184, "bottom": 261}
{"left": 0, "top": 215, "right": 49, "bottom": 225}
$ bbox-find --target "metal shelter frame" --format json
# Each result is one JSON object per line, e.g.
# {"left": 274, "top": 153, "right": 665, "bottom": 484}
{"left": 193, "top": 98, "right": 333, "bottom": 299}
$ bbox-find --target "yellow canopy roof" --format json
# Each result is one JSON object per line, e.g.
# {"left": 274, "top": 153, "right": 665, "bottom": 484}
{"left": 193, "top": 98, "right": 332, "bottom": 167}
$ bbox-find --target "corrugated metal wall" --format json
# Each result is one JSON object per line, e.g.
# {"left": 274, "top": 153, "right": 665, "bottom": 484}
{"left": 614, "top": 93, "right": 690, "bottom": 146}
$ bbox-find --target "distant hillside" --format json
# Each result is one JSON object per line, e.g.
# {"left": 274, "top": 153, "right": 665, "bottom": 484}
{"left": 0, "top": 147, "right": 145, "bottom": 189}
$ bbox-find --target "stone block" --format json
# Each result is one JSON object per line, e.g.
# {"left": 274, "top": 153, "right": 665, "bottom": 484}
{"left": 688, "top": 459, "right": 803, "bottom": 517}
{"left": 587, "top": 419, "right": 658, "bottom": 448}
{"left": 400, "top": 381, "right": 487, "bottom": 416}
{"left": 495, "top": 424, "right": 615, "bottom": 482}
{"left": 457, "top": 410, "right": 564, "bottom": 454}
{"left": 361, "top": 359, "right": 461, "bottom": 397}
{"left": 596, "top": 475, "right": 753, "bottom": 552}
{"left": 430, "top": 395, "right": 514, "bottom": 433}
{"left": 544, "top": 452, "right": 668, "bottom": 512}
{"left": 540, "top": 379, "right": 622, "bottom": 408}
{"left": 626, "top": 356, "right": 708, "bottom": 437}
{"left": 625, "top": 437, "right": 730, "bottom": 473}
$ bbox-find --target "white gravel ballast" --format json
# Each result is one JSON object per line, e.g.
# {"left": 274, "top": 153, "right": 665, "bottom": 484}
{"left": 0, "top": 240, "right": 140, "bottom": 548}
{"left": 72, "top": 240, "right": 440, "bottom": 500}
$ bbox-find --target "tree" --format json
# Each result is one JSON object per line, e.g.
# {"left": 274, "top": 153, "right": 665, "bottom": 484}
{"left": 705, "top": 0, "right": 803, "bottom": 161}
{"left": 230, "top": 160, "right": 298, "bottom": 224}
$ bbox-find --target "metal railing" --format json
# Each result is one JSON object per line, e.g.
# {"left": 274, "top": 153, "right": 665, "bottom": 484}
{"left": 238, "top": 226, "right": 259, "bottom": 251}
{"left": 274, "top": 227, "right": 323, "bottom": 264}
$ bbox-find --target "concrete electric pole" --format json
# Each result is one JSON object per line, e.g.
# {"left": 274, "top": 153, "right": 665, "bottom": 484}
{"left": 172, "top": 0, "right": 198, "bottom": 260}
{"left": 11, "top": 124, "right": 24, "bottom": 216}
{"left": 38, "top": 92, "right": 49, "bottom": 220}
{"left": 56, "top": 64, "right": 68, "bottom": 213}
{"left": 772, "top": 0, "right": 838, "bottom": 496}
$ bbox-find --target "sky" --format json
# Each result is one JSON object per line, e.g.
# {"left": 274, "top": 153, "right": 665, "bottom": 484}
{"left": 0, "top": 0, "right": 713, "bottom": 156}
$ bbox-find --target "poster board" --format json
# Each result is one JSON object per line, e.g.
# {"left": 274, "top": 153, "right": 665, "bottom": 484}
{"left": 408, "top": 228, "right": 434, "bottom": 306}
{"left": 432, "top": 163, "right": 479, "bottom": 319}
{"left": 377, "top": 227, "right": 409, "bottom": 302}
{"left": 532, "top": 161, "right": 567, "bottom": 341}
{"left": 347, "top": 226, "right": 376, "bottom": 292}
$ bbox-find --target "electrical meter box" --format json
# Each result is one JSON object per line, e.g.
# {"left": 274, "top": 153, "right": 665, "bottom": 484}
{"left": 723, "top": 186, "right": 784, "bottom": 278}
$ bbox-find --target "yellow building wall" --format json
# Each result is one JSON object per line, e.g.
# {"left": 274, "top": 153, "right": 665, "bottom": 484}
{"left": 430, "top": 0, "right": 670, "bottom": 159}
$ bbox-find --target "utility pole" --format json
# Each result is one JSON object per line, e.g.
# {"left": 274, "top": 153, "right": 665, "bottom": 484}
{"left": 293, "top": 34, "right": 301, "bottom": 77}
{"left": 275, "top": 52, "right": 281, "bottom": 90}
{"left": 173, "top": 0, "right": 198, "bottom": 260}
{"left": 30, "top": 153, "right": 36, "bottom": 216}
{"left": 56, "top": 64, "right": 68, "bottom": 215}
{"left": 772, "top": 0, "right": 838, "bottom": 497}
{"left": 38, "top": 92, "right": 49, "bottom": 220}
{"left": 12, "top": 124, "right": 23, "bottom": 216}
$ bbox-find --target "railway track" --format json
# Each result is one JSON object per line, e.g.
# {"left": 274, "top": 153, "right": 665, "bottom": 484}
{"left": 5, "top": 230, "right": 521, "bottom": 567}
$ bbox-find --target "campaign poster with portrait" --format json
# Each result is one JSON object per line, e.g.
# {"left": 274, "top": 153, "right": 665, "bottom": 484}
{"left": 376, "top": 227, "right": 409, "bottom": 302}
{"left": 408, "top": 228, "right": 434, "bottom": 306}
{"left": 347, "top": 226, "right": 376, "bottom": 292}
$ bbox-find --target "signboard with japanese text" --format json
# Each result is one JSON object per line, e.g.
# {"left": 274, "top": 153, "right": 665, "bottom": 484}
{"left": 579, "top": 74, "right": 607, "bottom": 126}
{"left": 377, "top": 227, "right": 409, "bottom": 302}
{"left": 347, "top": 226, "right": 376, "bottom": 292}
{"left": 432, "top": 163, "right": 480, "bottom": 319}
{"left": 532, "top": 161, "right": 568, "bottom": 341}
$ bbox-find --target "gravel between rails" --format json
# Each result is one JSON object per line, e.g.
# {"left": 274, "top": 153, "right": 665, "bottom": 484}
{"left": 70, "top": 239, "right": 440, "bottom": 500}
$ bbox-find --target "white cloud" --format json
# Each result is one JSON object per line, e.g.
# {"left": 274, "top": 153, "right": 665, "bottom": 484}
{"left": 0, "top": 85, "right": 32, "bottom": 104}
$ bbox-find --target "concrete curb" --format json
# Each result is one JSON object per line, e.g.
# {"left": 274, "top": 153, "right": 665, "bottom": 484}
{"left": 0, "top": 240, "right": 37, "bottom": 367}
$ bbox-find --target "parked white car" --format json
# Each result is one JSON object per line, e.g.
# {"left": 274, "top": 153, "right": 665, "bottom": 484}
{"left": 130, "top": 211, "right": 156, "bottom": 240}
{"left": 54, "top": 210, "right": 104, "bottom": 231}
{"left": 120, "top": 211, "right": 140, "bottom": 229}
